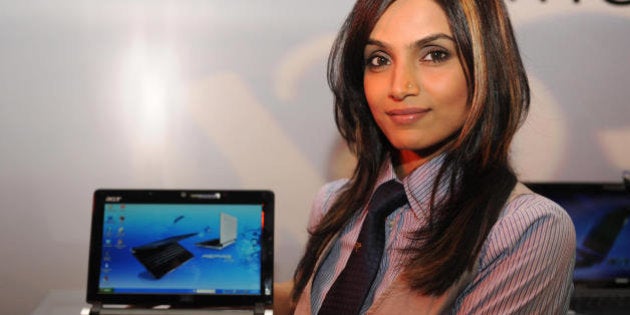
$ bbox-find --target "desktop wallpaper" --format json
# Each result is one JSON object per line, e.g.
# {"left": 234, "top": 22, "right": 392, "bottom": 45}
{"left": 99, "top": 203, "right": 263, "bottom": 294}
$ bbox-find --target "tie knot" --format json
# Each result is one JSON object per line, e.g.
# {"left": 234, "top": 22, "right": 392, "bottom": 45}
{"left": 368, "top": 180, "right": 407, "bottom": 218}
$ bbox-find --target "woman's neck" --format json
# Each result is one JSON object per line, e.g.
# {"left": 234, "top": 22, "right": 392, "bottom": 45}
{"left": 394, "top": 150, "right": 434, "bottom": 179}
{"left": 393, "top": 134, "right": 458, "bottom": 179}
{"left": 394, "top": 140, "right": 455, "bottom": 179}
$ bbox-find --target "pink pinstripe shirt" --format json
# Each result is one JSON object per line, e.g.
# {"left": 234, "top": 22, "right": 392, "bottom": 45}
{"left": 306, "top": 156, "right": 576, "bottom": 314}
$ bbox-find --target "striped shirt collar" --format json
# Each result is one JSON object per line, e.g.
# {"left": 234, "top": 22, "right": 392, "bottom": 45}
{"left": 374, "top": 153, "right": 447, "bottom": 218}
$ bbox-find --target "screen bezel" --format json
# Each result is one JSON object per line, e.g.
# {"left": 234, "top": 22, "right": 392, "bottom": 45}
{"left": 86, "top": 189, "right": 274, "bottom": 308}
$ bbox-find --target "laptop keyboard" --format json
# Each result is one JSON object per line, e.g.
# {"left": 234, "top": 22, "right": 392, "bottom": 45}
{"left": 152, "top": 244, "right": 190, "bottom": 266}
{"left": 134, "top": 243, "right": 193, "bottom": 279}
{"left": 571, "top": 289, "right": 630, "bottom": 312}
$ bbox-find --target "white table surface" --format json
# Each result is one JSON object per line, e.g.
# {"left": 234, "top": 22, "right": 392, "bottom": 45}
{"left": 31, "top": 290, "right": 272, "bottom": 315}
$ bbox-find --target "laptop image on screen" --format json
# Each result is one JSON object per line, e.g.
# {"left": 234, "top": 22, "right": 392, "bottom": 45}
{"left": 526, "top": 182, "right": 630, "bottom": 314}
{"left": 131, "top": 233, "right": 196, "bottom": 279}
{"left": 86, "top": 189, "right": 274, "bottom": 315}
{"left": 196, "top": 213, "right": 238, "bottom": 250}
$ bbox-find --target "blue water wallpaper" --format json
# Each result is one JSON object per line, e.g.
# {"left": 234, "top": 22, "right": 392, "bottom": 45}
{"left": 559, "top": 194, "right": 630, "bottom": 281}
{"left": 99, "top": 203, "right": 263, "bottom": 294}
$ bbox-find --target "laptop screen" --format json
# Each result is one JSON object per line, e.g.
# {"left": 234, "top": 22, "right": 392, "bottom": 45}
{"left": 87, "top": 189, "right": 274, "bottom": 308}
{"left": 526, "top": 182, "right": 630, "bottom": 287}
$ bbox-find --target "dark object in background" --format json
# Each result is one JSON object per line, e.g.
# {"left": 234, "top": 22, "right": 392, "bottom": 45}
{"left": 576, "top": 207, "right": 630, "bottom": 268}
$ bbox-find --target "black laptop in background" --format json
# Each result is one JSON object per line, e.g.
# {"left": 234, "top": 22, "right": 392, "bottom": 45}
{"left": 526, "top": 182, "right": 630, "bottom": 314}
{"left": 131, "top": 233, "right": 197, "bottom": 280}
{"left": 86, "top": 189, "right": 274, "bottom": 315}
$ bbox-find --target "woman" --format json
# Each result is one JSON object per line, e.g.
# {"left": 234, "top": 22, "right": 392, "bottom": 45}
{"left": 277, "top": 0, "right": 576, "bottom": 313}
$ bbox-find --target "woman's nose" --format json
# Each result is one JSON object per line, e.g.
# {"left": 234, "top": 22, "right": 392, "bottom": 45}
{"left": 390, "top": 63, "right": 420, "bottom": 100}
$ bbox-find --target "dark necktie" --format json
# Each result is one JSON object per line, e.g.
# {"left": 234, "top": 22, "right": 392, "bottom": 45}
{"left": 318, "top": 180, "right": 408, "bottom": 315}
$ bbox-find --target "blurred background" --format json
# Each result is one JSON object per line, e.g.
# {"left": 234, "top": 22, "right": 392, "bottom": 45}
{"left": 0, "top": 1, "right": 628, "bottom": 314}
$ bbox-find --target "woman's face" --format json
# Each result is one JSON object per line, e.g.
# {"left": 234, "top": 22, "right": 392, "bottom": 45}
{"left": 363, "top": 0, "right": 469, "bottom": 157}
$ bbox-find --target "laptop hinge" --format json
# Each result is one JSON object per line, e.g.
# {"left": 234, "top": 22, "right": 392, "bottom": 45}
{"left": 254, "top": 302, "right": 265, "bottom": 315}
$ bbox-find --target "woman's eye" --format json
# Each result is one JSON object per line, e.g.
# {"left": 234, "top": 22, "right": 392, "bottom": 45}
{"left": 366, "top": 55, "right": 390, "bottom": 68}
{"left": 422, "top": 50, "right": 450, "bottom": 63}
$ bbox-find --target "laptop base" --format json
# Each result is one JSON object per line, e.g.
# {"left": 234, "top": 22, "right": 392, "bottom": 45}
{"left": 88, "top": 303, "right": 270, "bottom": 315}
{"left": 571, "top": 287, "right": 630, "bottom": 314}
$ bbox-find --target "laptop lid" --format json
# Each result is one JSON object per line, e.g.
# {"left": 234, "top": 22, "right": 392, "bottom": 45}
{"left": 86, "top": 189, "right": 274, "bottom": 309}
{"left": 526, "top": 182, "right": 630, "bottom": 288}
{"left": 220, "top": 213, "right": 238, "bottom": 245}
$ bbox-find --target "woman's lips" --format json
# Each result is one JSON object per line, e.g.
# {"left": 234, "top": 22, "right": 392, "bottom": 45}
{"left": 386, "top": 107, "right": 430, "bottom": 124}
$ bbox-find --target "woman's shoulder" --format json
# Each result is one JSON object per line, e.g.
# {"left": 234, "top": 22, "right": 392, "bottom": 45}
{"left": 480, "top": 182, "right": 576, "bottom": 264}
{"left": 307, "top": 178, "right": 349, "bottom": 231}
{"left": 317, "top": 178, "right": 350, "bottom": 198}
{"left": 501, "top": 182, "right": 573, "bottom": 224}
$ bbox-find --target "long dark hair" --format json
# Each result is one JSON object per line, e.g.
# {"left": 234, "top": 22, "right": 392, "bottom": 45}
{"left": 291, "top": 0, "right": 530, "bottom": 306}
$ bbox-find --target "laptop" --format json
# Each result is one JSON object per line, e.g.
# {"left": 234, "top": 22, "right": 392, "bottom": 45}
{"left": 526, "top": 182, "right": 630, "bottom": 313}
{"left": 196, "top": 213, "right": 238, "bottom": 250}
{"left": 86, "top": 189, "right": 274, "bottom": 315}
{"left": 131, "top": 233, "right": 197, "bottom": 280}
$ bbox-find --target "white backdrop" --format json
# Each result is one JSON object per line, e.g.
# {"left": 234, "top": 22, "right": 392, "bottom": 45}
{"left": 0, "top": 1, "right": 628, "bottom": 314}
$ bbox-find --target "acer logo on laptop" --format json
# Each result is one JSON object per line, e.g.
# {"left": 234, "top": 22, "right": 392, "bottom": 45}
{"left": 189, "top": 192, "right": 222, "bottom": 200}
{"left": 105, "top": 196, "right": 122, "bottom": 202}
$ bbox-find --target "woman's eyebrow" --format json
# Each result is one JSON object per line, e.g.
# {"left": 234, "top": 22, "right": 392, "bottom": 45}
{"left": 412, "top": 33, "right": 455, "bottom": 48}
{"left": 365, "top": 33, "right": 455, "bottom": 50}
{"left": 365, "top": 39, "right": 388, "bottom": 49}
